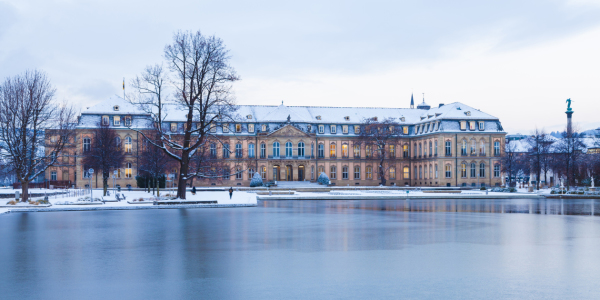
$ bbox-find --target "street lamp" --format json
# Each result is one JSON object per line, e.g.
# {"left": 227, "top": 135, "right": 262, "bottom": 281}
{"left": 113, "top": 170, "right": 117, "bottom": 197}
{"left": 88, "top": 168, "right": 94, "bottom": 201}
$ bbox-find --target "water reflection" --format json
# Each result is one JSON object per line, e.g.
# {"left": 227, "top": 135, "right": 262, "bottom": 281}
{"left": 263, "top": 198, "right": 600, "bottom": 216}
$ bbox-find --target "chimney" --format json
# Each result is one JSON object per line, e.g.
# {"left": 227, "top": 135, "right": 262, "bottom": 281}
{"left": 438, "top": 103, "right": 444, "bottom": 108}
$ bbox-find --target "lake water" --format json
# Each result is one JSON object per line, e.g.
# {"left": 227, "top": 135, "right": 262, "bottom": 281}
{"left": 2, "top": 199, "right": 600, "bottom": 299}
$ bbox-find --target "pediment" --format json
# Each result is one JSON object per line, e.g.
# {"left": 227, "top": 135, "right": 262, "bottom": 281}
{"left": 269, "top": 124, "right": 311, "bottom": 137}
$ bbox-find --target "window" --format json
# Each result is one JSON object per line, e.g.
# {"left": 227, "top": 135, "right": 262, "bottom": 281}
{"left": 469, "top": 121, "right": 476, "bottom": 130}
{"left": 342, "top": 144, "right": 349, "bottom": 158}
{"left": 330, "top": 125, "right": 337, "bottom": 134}
{"left": 494, "top": 141, "right": 501, "bottom": 156}
{"left": 461, "top": 163, "right": 467, "bottom": 178}
{"left": 435, "top": 164, "right": 438, "bottom": 178}
{"left": 117, "top": 168, "right": 122, "bottom": 178}
{"left": 403, "top": 167, "right": 410, "bottom": 179}
{"left": 113, "top": 116, "right": 121, "bottom": 126}
{"left": 170, "top": 123, "right": 177, "bottom": 132}
{"left": 307, "top": 125, "right": 312, "bottom": 132}
{"left": 249, "top": 144, "right": 255, "bottom": 158}
{"left": 479, "top": 122, "right": 484, "bottom": 130}
{"left": 330, "top": 143, "right": 336, "bottom": 158}
{"left": 62, "top": 170, "right": 69, "bottom": 181}
{"left": 470, "top": 140, "right": 476, "bottom": 155}
{"left": 445, "top": 141, "right": 452, "bottom": 156}
{"left": 285, "top": 142, "right": 293, "bottom": 157}
{"left": 235, "top": 124, "right": 242, "bottom": 133}
{"left": 342, "top": 166, "right": 349, "bottom": 179}
{"left": 51, "top": 171, "right": 57, "bottom": 181}
{"left": 223, "top": 143, "right": 230, "bottom": 158}
{"left": 272, "top": 142, "right": 280, "bottom": 158}
{"left": 480, "top": 141, "right": 485, "bottom": 155}
{"left": 434, "top": 140, "right": 438, "bottom": 156}
{"left": 494, "top": 164, "right": 500, "bottom": 177}
{"left": 318, "top": 125, "right": 324, "bottom": 134}
{"left": 222, "top": 123, "right": 229, "bottom": 133}
{"left": 460, "top": 121, "right": 467, "bottom": 130}
{"left": 298, "top": 142, "right": 305, "bottom": 157}
{"left": 210, "top": 123, "right": 217, "bottom": 133}
{"left": 261, "top": 167, "right": 267, "bottom": 179}
{"left": 236, "top": 168, "right": 243, "bottom": 180}
{"left": 223, "top": 168, "right": 230, "bottom": 180}
{"left": 353, "top": 144, "right": 360, "bottom": 158}
{"left": 260, "top": 143, "right": 266, "bottom": 158}
{"left": 125, "top": 137, "right": 132, "bottom": 153}
{"left": 318, "top": 144, "right": 324, "bottom": 158}
{"left": 354, "top": 126, "right": 360, "bottom": 134}
{"left": 429, "top": 165, "right": 432, "bottom": 179}
{"left": 311, "top": 143, "right": 314, "bottom": 157}
{"left": 83, "top": 138, "right": 91, "bottom": 152}
{"left": 354, "top": 166, "right": 360, "bottom": 179}
{"left": 115, "top": 136, "right": 121, "bottom": 148}
{"left": 124, "top": 116, "right": 132, "bottom": 126}
{"left": 428, "top": 142, "right": 432, "bottom": 156}
{"left": 461, "top": 140, "right": 467, "bottom": 155}
{"left": 261, "top": 124, "right": 267, "bottom": 132}
{"left": 471, "top": 162, "right": 476, "bottom": 178}
{"left": 330, "top": 166, "right": 337, "bottom": 179}
{"left": 342, "top": 125, "right": 348, "bottom": 134}
{"left": 403, "top": 144, "right": 409, "bottom": 158}
{"left": 366, "top": 145, "right": 372, "bottom": 158}
{"left": 403, "top": 126, "right": 409, "bottom": 135}
{"left": 102, "top": 115, "right": 109, "bottom": 125}
{"left": 445, "top": 165, "right": 452, "bottom": 178}
{"left": 236, "top": 143, "right": 243, "bottom": 158}
{"left": 389, "top": 167, "right": 396, "bottom": 180}
{"left": 419, "top": 166, "right": 423, "bottom": 179}
{"left": 480, "top": 163, "right": 486, "bottom": 178}
{"left": 125, "top": 163, "right": 132, "bottom": 178}
{"left": 366, "top": 166, "right": 372, "bottom": 179}
{"left": 389, "top": 145, "right": 395, "bottom": 158}
{"left": 210, "top": 143, "right": 217, "bottom": 158}
{"left": 318, "top": 165, "right": 324, "bottom": 174}
{"left": 248, "top": 124, "right": 255, "bottom": 133}
{"left": 414, "top": 167, "right": 418, "bottom": 180}
{"left": 418, "top": 143, "right": 422, "bottom": 157}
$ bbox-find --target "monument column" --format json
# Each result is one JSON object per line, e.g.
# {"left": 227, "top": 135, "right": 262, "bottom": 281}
{"left": 566, "top": 98, "right": 574, "bottom": 135}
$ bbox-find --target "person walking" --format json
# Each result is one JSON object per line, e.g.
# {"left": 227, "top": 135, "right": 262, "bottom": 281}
{"left": 228, "top": 187, "right": 233, "bottom": 199}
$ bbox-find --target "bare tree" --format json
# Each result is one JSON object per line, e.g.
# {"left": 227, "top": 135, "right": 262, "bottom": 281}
{"left": 0, "top": 70, "right": 76, "bottom": 202}
{"left": 527, "top": 128, "right": 553, "bottom": 190}
{"left": 137, "top": 134, "right": 172, "bottom": 196}
{"left": 502, "top": 141, "right": 522, "bottom": 187}
{"left": 357, "top": 118, "right": 401, "bottom": 186}
{"left": 129, "top": 30, "right": 239, "bottom": 199}
{"left": 82, "top": 122, "right": 126, "bottom": 196}
{"left": 554, "top": 128, "right": 585, "bottom": 188}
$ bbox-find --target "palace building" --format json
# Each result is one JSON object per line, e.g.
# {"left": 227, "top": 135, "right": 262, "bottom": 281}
{"left": 46, "top": 95, "right": 506, "bottom": 188}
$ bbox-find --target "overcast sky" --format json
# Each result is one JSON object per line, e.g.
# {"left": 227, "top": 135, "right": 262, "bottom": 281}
{"left": 1, "top": 0, "right": 599, "bottom": 134}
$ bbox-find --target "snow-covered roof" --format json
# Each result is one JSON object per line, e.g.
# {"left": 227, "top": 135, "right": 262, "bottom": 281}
{"left": 83, "top": 96, "right": 147, "bottom": 115}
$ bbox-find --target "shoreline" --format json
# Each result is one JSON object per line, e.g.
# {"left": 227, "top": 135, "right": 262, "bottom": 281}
{"left": 4, "top": 203, "right": 256, "bottom": 214}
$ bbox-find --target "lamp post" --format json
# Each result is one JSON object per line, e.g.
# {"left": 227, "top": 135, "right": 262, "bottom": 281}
{"left": 168, "top": 174, "right": 175, "bottom": 194}
{"left": 88, "top": 168, "right": 94, "bottom": 201}
{"left": 113, "top": 170, "right": 117, "bottom": 196}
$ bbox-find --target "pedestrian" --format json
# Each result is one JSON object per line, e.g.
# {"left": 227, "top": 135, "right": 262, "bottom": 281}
{"left": 228, "top": 187, "right": 233, "bottom": 199}
{"left": 192, "top": 186, "right": 197, "bottom": 195}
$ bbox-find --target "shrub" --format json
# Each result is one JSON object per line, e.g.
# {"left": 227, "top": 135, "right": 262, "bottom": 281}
{"left": 480, "top": 187, "right": 487, "bottom": 191}
{"left": 250, "top": 172, "right": 263, "bottom": 187}
{"left": 508, "top": 187, "right": 517, "bottom": 193}
{"left": 317, "top": 172, "right": 330, "bottom": 185}
{"left": 7, "top": 200, "right": 16, "bottom": 205}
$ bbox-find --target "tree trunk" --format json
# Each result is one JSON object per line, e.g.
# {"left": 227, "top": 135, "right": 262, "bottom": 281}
{"left": 156, "top": 178, "right": 160, "bottom": 197}
{"left": 21, "top": 180, "right": 29, "bottom": 202}
{"left": 103, "top": 176, "right": 108, "bottom": 196}
{"left": 177, "top": 160, "right": 189, "bottom": 199}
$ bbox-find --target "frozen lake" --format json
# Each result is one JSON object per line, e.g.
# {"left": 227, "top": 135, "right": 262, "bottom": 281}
{"left": 1, "top": 198, "right": 600, "bottom": 299}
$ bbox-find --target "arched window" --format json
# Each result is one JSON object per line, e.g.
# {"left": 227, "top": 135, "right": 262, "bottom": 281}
{"left": 272, "top": 142, "right": 280, "bottom": 158}
{"left": 115, "top": 136, "right": 121, "bottom": 148}
{"left": 342, "top": 166, "right": 349, "bottom": 179}
{"left": 342, "top": 144, "right": 349, "bottom": 158}
{"left": 461, "top": 163, "right": 467, "bottom": 178}
{"left": 435, "top": 164, "right": 438, "bottom": 178}
{"left": 318, "top": 144, "right": 324, "bottom": 158}
{"left": 419, "top": 143, "right": 422, "bottom": 157}
{"left": 125, "top": 163, "right": 132, "bottom": 178}
{"left": 403, "top": 144, "right": 409, "bottom": 157}
{"left": 125, "top": 137, "right": 132, "bottom": 153}
{"left": 330, "top": 143, "right": 336, "bottom": 158}
{"left": 236, "top": 143, "right": 243, "bottom": 158}
{"left": 403, "top": 166, "right": 410, "bottom": 179}
{"left": 480, "top": 163, "right": 486, "bottom": 178}
{"left": 354, "top": 166, "right": 360, "bottom": 179}
{"left": 480, "top": 141, "right": 486, "bottom": 155}
{"left": 298, "top": 142, "right": 305, "bottom": 157}
{"left": 471, "top": 140, "right": 476, "bottom": 155}
{"left": 434, "top": 140, "right": 438, "bottom": 156}
{"left": 261, "top": 166, "right": 267, "bottom": 179}
{"left": 389, "top": 166, "right": 396, "bottom": 180}
{"left": 445, "top": 164, "right": 452, "bottom": 178}
{"left": 366, "top": 166, "right": 373, "bottom": 179}
{"left": 354, "top": 144, "right": 361, "bottom": 158}
{"left": 445, "top": 141, "right": 452, "bottom": 156}
{"left": 83, "top": 137, "right": 91, "bottom": 152}
{"left": 260, "top": 143, "right": 266, "bottom": 158}
{"left": 210, "top": 143, "right": 217, "bottom": 158}
{"left": 330, "top": 165, "right": 337, "bottom": 179}
{"left": 494, "top": 141, "right": 501, "bottom": 156}
{"left": 248, "top": 143, "right": 255, "bottom": 158}
{"left": 471, "top": 162, "right": 476, "bottom": 177}
{"left": 429, "top": 141, "right": 432, "bottom": 157}
{"left": 285, "top": 142, "right": 293, "bottom": 157}
{"left": 461, "top": 140, "right": 467, "bottom": 155}
{"left": 223, "top": 143, "right": 230, "bottom": 158}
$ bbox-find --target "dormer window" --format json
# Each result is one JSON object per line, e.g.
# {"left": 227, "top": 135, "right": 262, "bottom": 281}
{"left": 113, "top": 116, "right": 121, "bottom": 126}
{"left": 210, "top": 123, "right": 217, "bottom": 133}
{"left": 330, "top": 125, "right": 337, "bottom": 134}
{"left": 344, "top": 116, "right": 350, "bottom": 121}
{"left": 261, "top": 124, "right": 267, "bottom": 132}
{"left": 124, "top": 116, "right": 131, "bottom": 126}
{"left": 307, "top": 125, "right": 311, "bottom": 132}
{"left": 400, "top": 117, "right": 405, "bottom": 122}
{"left": 248, "top": 124, "right": 255, "bottom": 133}
{"left": 469, "top": 121, "right": 476, "bottom": 130}
{"left": 460, "top": 121, "right": 467, "bottom": 130}
{"left": 170, "top": 123, "right": 177, "bottom": 132}
{"left": 318, "top": 125, "right": 324, "bottom": 134}
{"left": 247, "top": 114, "right": 252, "bottom": 119}
{"left": 354, "top": 125, "right": 360, "bottom": 134}
{"left": 235, "top": 124, "right": 242, "bottom": 133}
{"left": 465, "top": 111, "right": 471, "bottom": 116}
{"left": 113, "top": 105, "right": 119, "bottom": 111}
{"left": 223, "top": 123, "right": 229, "bottom": 133}
{"left": 372, "top": 117, "right": 378, "bottom": 121}
{"left": 403, "top": 126, "right": 408, "bottom": 135}
{"left": 316, "top": 116, "right": 322, "bottom": 120}
{"left": 342, "top": 125, "right": 348, "bottom": 134}
{"left": 478, "top": 121, "right": 485, "bottom": 130}
{"left": 102, "top": 115, "right": 109, "bottom": 125}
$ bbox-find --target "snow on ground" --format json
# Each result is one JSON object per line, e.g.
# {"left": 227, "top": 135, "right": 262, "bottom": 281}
{"left": 0, "top": 189, "right": 257, "bottom": 210}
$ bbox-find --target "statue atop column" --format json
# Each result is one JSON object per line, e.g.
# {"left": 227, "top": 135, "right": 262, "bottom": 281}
{"left": 566, "top": 98, "right": 573, "bottom": 112}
